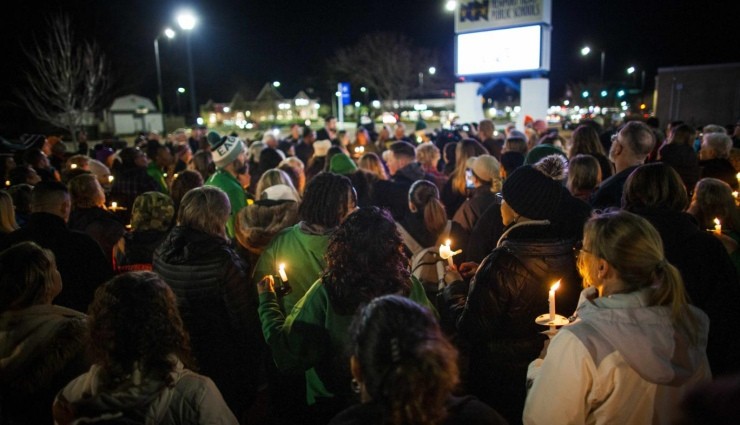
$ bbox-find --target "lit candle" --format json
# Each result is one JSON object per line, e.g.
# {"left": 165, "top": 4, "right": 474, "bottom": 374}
{"left": 733, "top": 191, "right": 738, "bottom": 199}
{"left": 70, "top": 163, "right": 78, "bottom": 169}
{"left": 4, "top": 180, "right": 9, "bottom": 187}
{"left": 108, "top": 175, "right": 114, "bottom": 183}
{"left": 278, "top": 263, "right": 288, "bottom": 282}
{"left": 444, "top": 239, "right": 454, "bottom": 267}
{"left": 714, "top": 218, "right": 722, "bottom": 235}
{"left": 549, "top": 280, "right": 561, "bottom": 321}
{"left": 736, "top": 173, "right": 740, "bottom": 188}
{"left": 163, "top": 173, "right": 168, "bottom": 178}
{"left": 439, "top": 239, "right": 462, "bottom": 268}
{"left": 110, "top": 202, "right": 118, "bottom": 211}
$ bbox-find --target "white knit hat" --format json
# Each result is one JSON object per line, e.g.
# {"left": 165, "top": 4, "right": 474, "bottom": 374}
{"left": 211, "top": 136, "right": 246, "bottom": 168}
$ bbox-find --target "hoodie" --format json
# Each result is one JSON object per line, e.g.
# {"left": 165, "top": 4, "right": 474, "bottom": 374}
{"left": 53, "top": 359, "right": 237, "bottom": 425}
{"left": 524, "top": 287, "right": 711, "bottom": 425}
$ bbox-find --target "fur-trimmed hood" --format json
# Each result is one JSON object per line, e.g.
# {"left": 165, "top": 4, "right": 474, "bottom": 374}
{"left": 235, "top": 200, "right": 300, "bottom": 255}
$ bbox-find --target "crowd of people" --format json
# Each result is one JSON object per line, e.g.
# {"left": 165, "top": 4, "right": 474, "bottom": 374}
{"left": 1, "top": 114, "right": 739, "bottom": 424}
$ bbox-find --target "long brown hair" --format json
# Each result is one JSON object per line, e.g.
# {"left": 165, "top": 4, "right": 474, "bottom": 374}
{"left": 408, "top": 180, "right": 447, "bottom": 236}
{"left": 452, "top": 139, "right": 486, "bottom": 195}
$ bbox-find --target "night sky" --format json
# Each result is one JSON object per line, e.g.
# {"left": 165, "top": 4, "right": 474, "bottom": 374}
{"left": 1, "top": 0, "right": 738, "bottom": 132}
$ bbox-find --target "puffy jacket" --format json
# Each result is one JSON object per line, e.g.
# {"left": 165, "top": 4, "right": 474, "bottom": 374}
{"left": 448, "top": 221, "right": 582, "bottom": 424}
{"left": 153, "top": 226, "right": 263, "bottom": 418}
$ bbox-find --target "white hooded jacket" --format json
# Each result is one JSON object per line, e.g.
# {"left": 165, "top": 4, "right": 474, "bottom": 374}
{"left": 523, "top": 287, "right": 711, "bottom": 425}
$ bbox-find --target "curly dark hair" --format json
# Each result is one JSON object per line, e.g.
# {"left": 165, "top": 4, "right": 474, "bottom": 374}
{"left": 323, "top": 207, "right": 411, "bottom": 315}
{"left": 350, "top": 295, "right": 459, "bottom": 425}
{"left": 299, "top": 172, "right": 354, "bottom": 228}
{"left": 87, "top": 271, "right": 194, "bottom": 388}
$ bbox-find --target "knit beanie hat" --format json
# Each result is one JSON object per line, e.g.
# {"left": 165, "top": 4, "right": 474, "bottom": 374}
{"left": 210, "top": 136, "right": 246, "bottom": 168}
{"left": 313, "top": 140, "right": 332, "bottom": 157}
{"left": 206, "top": 131, "right": 222, "bottom": 146}
{"left": 502, "top": 165, "right": 564, "bottom": 220}
{"left": 131, "top": 191, "right": 175, "bottom": 232}
{"left": 259, "top": 147, "right": 285, "bottom": 173}
{"left": 329, "top": 153, "right": 357, "bottom": 175}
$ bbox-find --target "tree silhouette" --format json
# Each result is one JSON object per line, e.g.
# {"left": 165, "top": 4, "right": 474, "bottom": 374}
{"left": 18, "top": 15, "right": 108, "bottom": 142}
{"left": 331, "top": 32, "right": 438, "bottom": 104}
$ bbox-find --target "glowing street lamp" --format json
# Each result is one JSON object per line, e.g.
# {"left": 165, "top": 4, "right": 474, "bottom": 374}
{"left": 581, "top": 45, "right": 606, "bottom": 83}
{"left": 273, "top": 81, "right": 281, "bottom": 88}
{"left": 429, "top": 66, "right": 437, "bottom": 75}
{"left": 445, "top": 0, "right": 458, "bottom": 12}
{"left": 177, "top": 10, "right": 198, "bottom": 123}
{"left": 627, "top": 66, "right": 636, "bottom": 75}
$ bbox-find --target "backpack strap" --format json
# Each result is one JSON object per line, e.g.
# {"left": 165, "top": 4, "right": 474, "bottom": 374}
{"left": 396, "top": 222, "right": 424, "bottom": 255}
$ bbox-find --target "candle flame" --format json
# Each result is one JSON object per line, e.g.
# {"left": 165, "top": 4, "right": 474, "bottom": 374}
{"left": 445, "top": 239, "right": 451, "bottom": 247}
{"left": 279, "top": 263, "right": 285, "bottom": 271}
{"left": 550, "top": 280, "right": 561, "bottom": 292}
{"left": 736, "top": 172, "right": 740, "bottom": 180}
{"left": 734, "top": 191, "right": 739, "bottom": 198}
{"left": 714, "top": 218, "right": 721, "bottom": 226}
{"left": 108, "top": 175, "right": 114, "bottom": 183}
{"left": 70, "top": 163, "right": 78, "bottom": 169}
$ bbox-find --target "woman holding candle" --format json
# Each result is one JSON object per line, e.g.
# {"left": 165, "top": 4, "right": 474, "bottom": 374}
{"left": 623, "top": 164, "right": 740, "bottom": 377}
{"left": 67, "top": 173, "right": 126, "bottom": 264}
{"left": 444, "top": 165, "right": 589, "bottom": 424}
{"left": 524, "top": 211, "right": 711, "bottom": 424}
{"left": 257, "top": 207, "right": 435, "bottom": 424}
{"left": 688, "top": 177, "right": 740, "bottom": 258}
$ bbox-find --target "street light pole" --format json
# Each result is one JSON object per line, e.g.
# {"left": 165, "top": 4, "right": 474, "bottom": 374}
{"left": 600, "top": 51, "right": 605, "bottom": 83}
{"left": 154, "top": 28, "right": 175, "bottom": 133}
{"left": 177, "top": 11, "right": 197, "bottom": 124}
{"left": 185, "top": 34, "right": 196, "bottom": 124}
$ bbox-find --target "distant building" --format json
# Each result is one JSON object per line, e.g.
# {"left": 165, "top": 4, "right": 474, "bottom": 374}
{"left": 655, "top": 63, "right": 740, "bottom": 127}
{"left": 104, "top": 94, "right": 164, "bottom": 135}
{"left": 202, "top": 84, "right": 320, "bottom": 128}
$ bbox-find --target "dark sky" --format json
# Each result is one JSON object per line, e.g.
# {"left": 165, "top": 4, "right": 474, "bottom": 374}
{"left": 1, "top": 0, "right": 738, "bottom": 129}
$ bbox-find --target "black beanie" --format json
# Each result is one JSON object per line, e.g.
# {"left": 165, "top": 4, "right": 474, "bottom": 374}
{"left": 502, "top": 165, "right": 564, "bottom": 220}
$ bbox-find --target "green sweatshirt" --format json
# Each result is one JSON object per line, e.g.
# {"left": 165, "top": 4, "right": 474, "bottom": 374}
{"left": 205, "top": 170, "right": 246, "bottom": 239}
{"left": 258, "top": 277, "right": 434, "bottom": 405}
{"left": 251, "top": 224, "right": 330, "bottom": 314}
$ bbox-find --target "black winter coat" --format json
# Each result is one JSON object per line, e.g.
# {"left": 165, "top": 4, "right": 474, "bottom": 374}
{"left": 153, "top": 226, "right": 264, "bottom": 418}
{"left": 449, "top": 222, "right": 582, "bottom": 425}
{"left": 629, "top": 207, "right": 740, "bottom": 376}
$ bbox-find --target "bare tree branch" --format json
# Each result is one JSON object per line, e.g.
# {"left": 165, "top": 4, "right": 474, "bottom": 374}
{"left": 330, "top": 32, "right": 436, "bottom": 106}
{"left": 16, "top": 15, "right": 108, "bottom": 142}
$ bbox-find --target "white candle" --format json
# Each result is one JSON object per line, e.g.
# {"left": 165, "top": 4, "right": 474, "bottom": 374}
{"left": 278, "top": 263, "right": 288, "bottom": 282}
{"left": 110, "top": 202, "right": 117, "bottom": 210}
{"left": 549, "top": 280, "right": 561, "bottom": 321}
{"left": 714, "top": 218, "right": 722, "bottom": 235}
{"left": 445, "top": 239, "right": 454, "bottom": 267}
